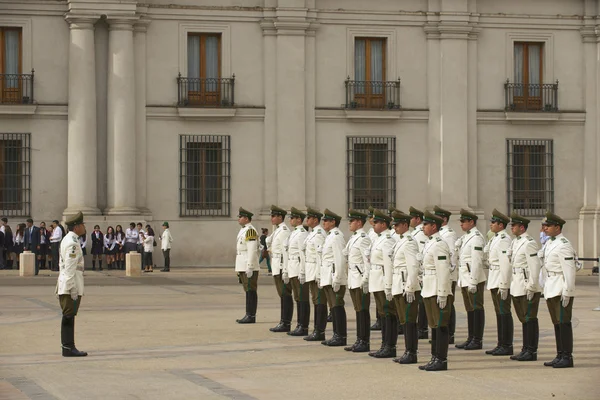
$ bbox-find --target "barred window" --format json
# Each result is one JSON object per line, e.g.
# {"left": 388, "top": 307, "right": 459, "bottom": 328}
{"left": 179, "top": 135, "right": 230, "bottom": 217}
{"left": 347, "top": 136, "right": 396, "bottom": 212}
{"left": 507, "top": 139, "right": 553, "bottom": 217}
{"left": 0, "top": 133, "right": 31, "bottom": 216}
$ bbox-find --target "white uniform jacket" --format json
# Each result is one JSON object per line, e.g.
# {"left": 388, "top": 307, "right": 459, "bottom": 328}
{"left": 320, "top": 228, "right": 346, "bottom": 287}
{"left": 486, "top": 230, "right": 512, "bottom": 290}
{"left": 458, "top": 228, "right": 487, "bottom": 287}
{"left": 509, "top": 234, "right": 541, "bottom": 297}
{"left": 542, "top": 234, "right": 576, "bottom": 299}
{"left": 439, "top": 225, "right": 458, "bottom": 282}
{"left": 160, "top": 228, "right": 173, "bottom": 251}
{"left": 303, "top": 226, "right": 325, "bottom": 282}
{"left": 411, "top": 224, "right": 428, "bottom": 252}
{"left": 420, "top": 233, "right": 452, "bottom": 299}
{"left": 267, "top": 223, "right": 290, "bottom": 276}
{"left": 55, "top": 232, "right": 85, "bottom": 296}
{"left": 235, "top": 223, "right": 259, "bottom": 272}
{"left": 390, "top": 233, "right": 421, "bottom": 296}
{"left": 345, "top": 228, "right": 371, "bottom": 290}
{"left": 285, "top": 226, "right": 308, "bottom": 278}
{"left": 368, "top": 231, "right": 395, "bottom": 293}
{"left": 367, "top": 227, "right": 378, "bottom": 243}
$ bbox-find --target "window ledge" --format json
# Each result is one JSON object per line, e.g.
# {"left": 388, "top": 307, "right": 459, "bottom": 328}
{"left": 177, "top": 107, "right": 236, "bottom": 120}
{"left": 0, "top": 104, "right": 37, "bottom": 115}
{"left": 344, "top": 109, "right": 402, "bottom": 122}
{"left": 505, "top": 111, "right": 559, "bottom": 123}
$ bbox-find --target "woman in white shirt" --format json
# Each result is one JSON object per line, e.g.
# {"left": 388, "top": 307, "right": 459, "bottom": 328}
{"left": 140, "top": 226, "right": 155, "bottom": 272}
{"left": 115, "top": 225, "right": 126, "bottom": 270}
{"left": 104, "top": 226, "right": 116, "bottom": 270}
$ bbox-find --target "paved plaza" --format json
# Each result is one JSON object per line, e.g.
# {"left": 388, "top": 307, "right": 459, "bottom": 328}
{"left": 0, "top": 268, "right": 598, "bottom": 400}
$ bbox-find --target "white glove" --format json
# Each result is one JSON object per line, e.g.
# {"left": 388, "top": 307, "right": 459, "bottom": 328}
{"left": 362, "top": 282, "right": 369, "bottom": 294}
{"left": 316, "top": 278, "right": 322, "bottom": 289}
{"left": 246, "top": 269, "right": 253, "bottom": 279}
{"left": 299, "top": 273, "right": 305, "bottom": 285}
{"left": 405, "top": 291, "right": 415, "bottom": 304}
{"left": 561, "top": 295, "right": 571, "bottom": 308}
{"left": 499, "top": 288, "right": 508, "bottom": 301}
{"left": 385, "top": 288, "right": 393, "bottom": 301}
{"left": 332, "top": 282, "right": 341, "bottom": 293}
{"left": 70, "top": 290, "right": 78, "bottom": 301}
{"left": 437, "top": 295, "right": 447, "bottom": 309}
{"left": 282, "top": 271, "right": 289, "bottom": 284}
{"left": 526, "top": 289, "right": 534, "bottom": 301}
{"left": 468, "top": 284, "right": 477, "bottom": 294}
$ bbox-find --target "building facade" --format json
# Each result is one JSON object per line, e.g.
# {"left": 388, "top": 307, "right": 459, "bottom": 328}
{"left": 1, "top": 0, "right": 599, "bottom": 266}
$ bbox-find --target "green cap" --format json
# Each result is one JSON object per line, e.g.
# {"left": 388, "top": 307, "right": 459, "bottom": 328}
{"left": 510, "top": 211, "right": 530, "bottom": 226}
{"left": 65, "top": 211, "right": 84, "bottom": 227}
{"left": 409, "top": 206, "right": 424, "bottom": 219}
{"left": 348, "top": 209, "right": 368, "bottom": 221}
{"left": 423, "top": 210, "right": 443, "bottom": 225}
{"left": 459, "top": 208, "right": 478, "bottom": 222}
{"left": 433, "top": 205, "right": 452, "bottom": 218}
{"left": 238, "top": 207, "right": 254, "bottom": 218}
{"left": 323, "top": 208, "right": 341, "bottom": 222}
{"left": 391, "top": 210, "right": 411, "bottom": 225}
{"left": 542, "top": 211, "right": 566, "bottom": 227}
{"left": 490, "top": 209, "right": 510, "bottom": 225}
{"left": 367, "top": 206, "right": 375, "bottom": 218}
{"left": 373, "top": 209, "right": 392, "bottom": 224}
{"left": 290, "top": 207, "right": 306, "bottom": 219}
{"left": 270, "top": 205, "right": 287, "bottom": 217}
{"left": 387, "top": 206, "right": 399, "bottom": 216}
{"left": 162, "top": 221, "right": 169, "bottom": 228}
{"left": 306, "top": 207, "right": 323, "bottom": 218}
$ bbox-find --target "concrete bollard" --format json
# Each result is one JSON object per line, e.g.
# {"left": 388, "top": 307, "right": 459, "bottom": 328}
{"left": 19, "top": 250, "right": 36, "bottom": 277}
{"left": 126, "top": 252, "right": 142, "bottom": 277}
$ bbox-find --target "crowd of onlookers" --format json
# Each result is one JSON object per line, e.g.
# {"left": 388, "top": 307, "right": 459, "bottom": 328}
{"left": 0, "top": 217, "right": 173, "bottom": 274}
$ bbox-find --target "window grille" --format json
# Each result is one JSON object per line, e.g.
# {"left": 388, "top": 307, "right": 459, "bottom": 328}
{"left": 0, "top": 133, "right": 31, "bottom": 217}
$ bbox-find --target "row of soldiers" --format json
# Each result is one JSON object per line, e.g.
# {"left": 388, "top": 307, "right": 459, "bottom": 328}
{"left": 234, "top": 205, "right": 577, "bottom": 371}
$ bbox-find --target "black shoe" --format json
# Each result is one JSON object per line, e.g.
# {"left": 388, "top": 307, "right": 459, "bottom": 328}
{"left": 456, "top": 338, "right": 472, "bottom": 349}
{"left": 326, "top": 335, "right": 347, "bottom": 347}
{"left": 372, "top": 345, "right": 396, "bottom": 358}
{"left": 344, "top": 339, "right": 360, "bottom": 352}
{"left": 544, "top": 354, "right": 562, "bottom": 367}
{"left": 160, "top": 268, "right": 170, "bottom": 272}
{"left": 516, "top": 350, "right": 537, "bottom": 361}
{"left": 419, "top": 356, "right": 436, "bottom": 370}
{"left": 62, "top": 346, "right": 88, "bottom": 357}
{"left": 322, "top": 334, "right": 339, "bottom": 346}
{"left": 486, "top": 345, "right": 501, "bottom": 355}
{"left": 553, "top": 355, "right": 574, "bottom": 368}
{"left": 288, "top": 326, "right": 308, "bottom": 337}
{"left": 270, "top": 321, "right": 290, "bottom": 332}
{"left": 553, "top": 322, "right": 573, "bottom": 368}
{"left": 394, "top": 351, "right": 418, "bottom": 364}
{"left": 304, "top": 330, "right": 325, "bottom": 341}
{"left": 425, "top": 357, "right": 447, "bottom": 371}
{"left": 236, "top": 315, "right": 256, "bottom": 324}
{"left": 492, "top": 345, "right": 513, "bottom": 356}
{"left": 464, "top": 338, "right": 482, "bottom": 350}
{"left": 352, "top": 340, "right": 370, "bottom": 353}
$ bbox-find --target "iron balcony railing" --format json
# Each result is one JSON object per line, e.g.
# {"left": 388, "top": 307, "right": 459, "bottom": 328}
{"left": 344, "top": 77, "right": 401, "bottom": 110}
{"left": 0, "top": 70, "right": 34, "bottom": 105}
{"left": 177, "top": 74, "right": 235, "bottom": 107}
{"left": 505, "top": 80, "right": 558, "bottom": 112}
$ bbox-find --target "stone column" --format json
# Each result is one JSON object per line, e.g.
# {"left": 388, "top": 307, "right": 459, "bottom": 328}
{"left": 106, "top": 18, "right": 139, "bottom": 215}
{"left": 134, "top": 19, "right": 150, "bottom": 214}
{"left": 304, "top": 19, "right": 318, "bottom": 207}
{"left": 64, "top": 15, "right": 101, "bottom": 216}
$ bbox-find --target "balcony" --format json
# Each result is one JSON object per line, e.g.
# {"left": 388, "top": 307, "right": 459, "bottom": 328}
{"left": 344, "top": 78, "right": 401, "bottom": 110}
{"left": 504, "top": 80, "right": 558, "bottom": 112}
{"left": 177, "top": 74, "right": 235, "bottom": 107}
{"left": 0, "top": 70, "right": 34, "bottom": 105}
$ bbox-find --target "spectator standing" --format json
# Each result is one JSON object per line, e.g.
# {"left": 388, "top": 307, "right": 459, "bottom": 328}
{"left": 38, "top": 222, "right": 50, "bottom": 270}
{"left": 104, "top": 226, "right": 116, "bottom": 269}
{"left": 1, "top": 217, "right": 7, "bottom": 266}
{"left": 125, "top": 223, "right": 138, "bottom": 254}
{"left": 160, "top": 222, "right": 172, "bottom": 272}
{"left": 4, "top": 225, "right": 14, "bottom": 269}
{"left": 0, "top": 224, "right": 5, "bottom": 270}
{"left": 140, "top": 227, "right": 154, "bottom": 272}
{"left": 13, "top": 224, "right": 24, "bottom": 269}
{"left": 91, "top": 225, "right": 104, "bottom": 271}
{"left": 115, "top": 225, "right": 125, "bottom": 270}
{"left": 259, "top": 228, "right": 271, "bottom": 275}
{"left": 49, "top": 220, "right": 63, "bottom": 272}
{"left": 24, "top": 218, "right": 41, "bottom": 275}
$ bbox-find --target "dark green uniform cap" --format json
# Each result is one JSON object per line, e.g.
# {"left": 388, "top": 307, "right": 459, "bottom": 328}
{"left": 510, "top": 211, "right": 530, "bottom": 226}
{"left": 270, "top": 205, "right": 287, "bottom": 217}
{"left": 65, "top": 211, "right": 84, "bottom": 227}
{"left": 290, "top": 207, "right": 306, "bottom": 219}
{"left": 459, "top": 208, "right": 478, "bottom": 222}
{"left": 373, "top": 209, "right": 392, "bottom": 224}
{"left": 433, "top": 205, "right": 452, "bottom": 218}
{"left": 391, "top": 210, "right": 411, "bottom": 225}
{"left": 423, "top": 210, "right": 443, "bottom": 225}
{"left": 490, "top": 209, "right": 510, "bottom": 225}
{"left": 306, "top": 207, "right": 323, "bottom": 218}
{"left": 387, "top": 206, "right": 399, "bottom": 216}
{"left": 542, "top": 211, "right": 566, "bottom": 227}
{"left": 409, "top": 206, "right": 424, "bottom": 219}
{"left": 367, "top": 206, "right": 375, "bottom": 218}
{"left": 238, "top": 207, "right": 254, "bottom": 218}
{"left": 323, "top": 208, "right": 341, "bottom": 222}
{"left": 348, "top": 209, "right": 368, "bottom": 221}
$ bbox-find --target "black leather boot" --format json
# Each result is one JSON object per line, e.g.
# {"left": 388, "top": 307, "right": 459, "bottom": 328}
{"left": 398, "top": 319, "right": 404, "bottom": 335}
{"left": 322, "top": 306, "right": 339, "bottom": 345}
{"left": 456, "top": 310, "right": 474, "bottom": 348}
{"left": 511, "top": 323, "right": 527, "bottom": 360}
{"left": 448, "top": 304, "right": 456, "bottom": 344}
{"left": 486, "top": 314, "right": 502, "bottom": 355}
{"left": 395, "top": 321, "right": 418, "bottom": 364}
{"left": 237, "top": 292, "right": 253, "bottom": 323}
{"left": 426, "top": 326, "right": 448, "bottom": 371}
{"left": 419, "top": 327, "right": 436, "bottom": 370}
{"left": 345, "top": 311, "right": 361, "bottom": 351}
{"left": 289, "top": 302, "right": 309, "bottom": 336}
{"left": 239, "top": 291, "right": 257, "bottom": 324}
{"left": 369, "top": 315, "right": 386, "bottom": 356}
{"left": 353, "top": 309, "right": 371, "bottom": 353}
{"left": 553, "top": 322, "right": 574, "bottom": 368}
{"left": 305, "top": 304, "right": 326, "bottom": 341}
{"left": 465, "top": 309, "right": 484, "bottom": 350}
{"left": 371, "top": 315, "right": 382, "bottom": 331}
{"left": 544, "top": 324, "right": 562, "bottom": 366}
{"left": 517, "top": 319, "right": 538, "bottom": 361}
{"left": 374, "top": 315, "right": 397, "bottom": 358}
{"left": 327, "top": 306, "right": 347, "bottom": 346}
{"left": 61, "top": 316, "right": 87, "bottom": 357}
{"left": 493, "top": 314, "right": 513, "bottom": 356}
{"left": 288, "top": 302, "right": 304, "bottom": 336}
{"left": 418, "top": 301, "right": 429, "bottom": 339}
{"left": 270, "top": 296, "right": 291, "bottom": 332}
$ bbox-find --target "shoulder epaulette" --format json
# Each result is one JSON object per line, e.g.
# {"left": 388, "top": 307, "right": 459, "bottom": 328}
{"left": 361, "top": 233, "right": 366, "bottom": 237}
{"left": 436, "top": 238, "right": 441, "bottom": 242}
{"left": 500, "top": 234, "right": 506, "bottom": 239}
{"left": 334, "top": 231, "right": 339, "bottom": 235}
{"left": 528, "top": 237, "right": 534, "bottom": 241}
{"left": 407, "top": 236, "right": 413, "bottom": 241}
{"left": 561, "top": 238, "right": 568, "bottom": 243}
{"left": 282, "top": 226, "right": 288, "bottom": 230}
{"left": 385, "top": 234, "right": 391, "bottom": 239}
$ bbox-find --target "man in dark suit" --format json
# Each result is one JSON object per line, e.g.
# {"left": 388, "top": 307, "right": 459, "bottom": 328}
{"left": 24, "top": 218, "right": 41, "bottom": 275}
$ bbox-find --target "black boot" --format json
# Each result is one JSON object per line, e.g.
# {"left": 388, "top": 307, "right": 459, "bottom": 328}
{"left": 426, "top": 326, "right": 449, "bottom": 371}
{"left": 353, "top": 309, "right": 371, "bottom": 353}
{"left": 486, "top": 314, "right": 502, "bottom": 355}
{"left": 238, "top": 291, "right": 257, "bottom": 324}
{"left": 418, "top": 301, "right": 429, "bottom": 339}
{"left": 517, "top": 319, "right": 538, "bottom": 361}
{"left": 419, "top": 327, "right": 436, "bottom": 370}
{"left": 494, "top": 314, "right": 514, "bottom": 356}
{"left": 369, "top": 315, "right": 386, "bottom": 356}
{"left": 270, "top": 296, "right": 288, "bottom": 332}
{"left": 289, "top": 302, "right": 309, "bottom": 336}
{"left": 236, "top": 291, "right": 250, "bottom": 323}
{"left": 288, "top": 302, "right": 304, "bottom": 336}
{"left": 511, "top": 323, "right": 527, "bottom": 360}
{"left": 327, "top": 310, "right": 333, "bottom": 323}
{"left": 456, "top": 310, "right": 474, "bottom": 348}
{"left": 305, "top": 304, "right": 325, "bottom": 341}
{"left": 322, "top": 306, "right": 339, "bottom": 345}
{"left": 370, "top": 315, "right": 381, "bottom": 331}
{"left": 327, "top": 306, "right": 347, "bottom": 346}
{"left": 345, "top": 311, "right": 361, "bottom": 351}
{"left": 395, "top": 321, "right": 418, "bottom": 364}
{"left": 374, "top": 315, "right": 397, "bottom": 358}
{"left": 61, "top": 316, "right": 87, "bottom": 357}
{"left": 553, "top": 322, "right": 574, "bottom": 368}
{"left": 544, "top": 324, "right": 562, "bottom": 366}
{"left": 448, "top": 304, "right": 456, "bottom": 344}
{"left": 465, "top": 309, "right": 484, "bottom": 350}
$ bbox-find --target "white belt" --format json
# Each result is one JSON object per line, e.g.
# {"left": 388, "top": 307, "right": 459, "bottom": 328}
{"left": 512, "top": 267, "right": 524, "bottom": 273}
{"left": 236, "top": 250, "right": 247, "bottom": 255}
{"left": 489, "top": 265, "right": 500, "bottom": 271}
{"left": 393, "top": 267, "right": 407, "bottom": 275}
{"left": 547, "top": 271, "right": 563, "bottom": 277}
{"left": 424, "top": 269, "right": 437, "bottom": 275}
{"left": 305, "top": 259, "right": 317, "bottom": 263}
{"left": 371, "top": 264, "right": 383, "bottom": 270}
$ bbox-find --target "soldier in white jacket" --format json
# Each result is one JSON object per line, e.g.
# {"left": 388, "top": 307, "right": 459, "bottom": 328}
{"left": 284, "top": 207, "right": 309, "bottom": 336}
{"left": 484, "top": 209, "right": 513, "bottom": 356}
{"left": 541, "top": 212, "right": 576, "bottom": 369}
{"left": 434, "top": 206, "right": 458, "bottom": 344}
{"left": 55, "top": 211, "right": 87, "bottom": 357}
{"left": 268, "top": 205, "right": 293, "bottom": 333}
{"left": 409, "top": 206, "right": 430, "bottom": 340}
{"left": 235, "top": 208, "right": 259, "bottom": 324}
{"left": 319, "top": 209, "right": 347, "bottom": 347}
{"left": 159, "top": 221, "right": 173, "bottom": 272}
{"left": 366, "top": 206, "right": 382, "bottom": 332}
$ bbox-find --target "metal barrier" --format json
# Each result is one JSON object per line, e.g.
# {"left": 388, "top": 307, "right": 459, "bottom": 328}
{"left": 578, "top": 256, "right": 600, "bottom": 311}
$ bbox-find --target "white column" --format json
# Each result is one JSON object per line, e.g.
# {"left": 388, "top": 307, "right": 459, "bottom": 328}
{"left": 134, "top": 20, "right": 150, "bottom": 214}
{"left": 304, "top": 22, "right": 317, "bottom": 207}
{"left": 261, "top": 18, "right": 278, "bottom": 210}
{"left": 64, "top": 15, "right": 101, "bottom": 216}
{"left": 467, "top": 26, "right": 480, "bottom": 208}
{"left": 425, "top": 23, "right": 442, "bottom": 207}
{"left": 106, "top": 18, "right": 139, "bottom": 215}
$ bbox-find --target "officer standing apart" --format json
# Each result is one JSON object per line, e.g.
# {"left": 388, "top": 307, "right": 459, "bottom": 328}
{"left": 319, "top": 209, "right": 347, "bottom": 346}
{"left": 284, "top": 207, "right": 310, "bottom": 336}
{"left": 508, "top": 212, "right": 542, "bottom": 362}
{"left": 484, "top": 210, "right": 513, "bottom": 356}
{"left": 409, "top": 207, "right": 429, "bottom": 340}
{"left": 434, "top": 206, "right": 458, "bottom": 344}
{"left": 235, "top": 207, "right": 259, "bottom": 324}
{"left": 302, "top": 207, "right": 328, "bottom": 341}
{"left": 368, "top": 210, "right": 398, "bottom": 358}
{"left": 55, "top": 212, "right": 87, "bottom": 357}
{"left": 343, "top": 209, "right": 372, "bottom": 353}
{"left": 541, "top": 211, "right": 576, "bottom": 368}
{"left": 268, "top": 205, "right": 293, "bottom": 333}
{"left": 419, "top": 211, "right": 453, "bottom": 371}
{"left": 390, "top": 211, "right": 421, "bottom": 364}
{"left": 456, "top": 209, "right": 487, "bottom": 350}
